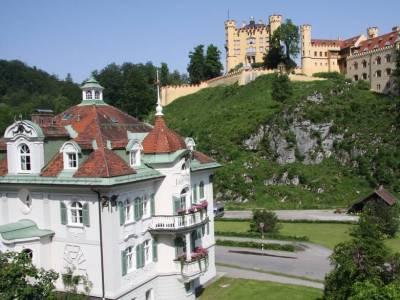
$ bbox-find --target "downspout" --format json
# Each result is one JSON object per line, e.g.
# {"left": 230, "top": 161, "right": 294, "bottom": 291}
{"left": 91, "top": 188, "right": 106, "bottom": 300}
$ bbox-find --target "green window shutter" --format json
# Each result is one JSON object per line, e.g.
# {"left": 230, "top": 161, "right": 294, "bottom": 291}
{"left": 141, "top": 244, "right": 145, "bottom": 267}
{"left": 136, "top": 245, "right": 141, "bottom": 269}
{"left": 82, "top": 203, "right": 90, "bottom": 227}
{"left": 152, "top": 239, "right": 158, "bottom": 262}
{"left": 193, "top": 184, "right": 198, "bottom": 203}
{"left": 140, "top": 197, "right": 144, "bottom": 219}
{"left": 60, "top": 202, "right": 67, "bottom": 225}
{"left": 121, "top": 250, "right": 127, "bottom": 276}
{"left": 200, "top": 181, "right": 205, "bottom": 199}
{"left": 118, "top": 201, "right": 125, "bottom": 226}
{"left": 150, "top": 194, "right": 155, "bottom": 216}
{"left": 173, "top": 196, "right": 180, "bottom": 214}
{"left": 134, "top": 198, "right": 140, "bottom": 221}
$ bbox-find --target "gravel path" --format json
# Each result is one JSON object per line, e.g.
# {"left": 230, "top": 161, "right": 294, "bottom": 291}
{"left": 216, "top": 265, "right": 325, "bottom": 289}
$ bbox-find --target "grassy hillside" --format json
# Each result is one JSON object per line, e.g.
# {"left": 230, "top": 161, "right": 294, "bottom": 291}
{"left": 164, "top": 75, "right": 400, "bottom": 209}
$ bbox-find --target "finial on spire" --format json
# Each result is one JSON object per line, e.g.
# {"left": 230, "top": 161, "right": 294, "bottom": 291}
{"left": 155, "top": 70, "right": 163, "bottom": 116}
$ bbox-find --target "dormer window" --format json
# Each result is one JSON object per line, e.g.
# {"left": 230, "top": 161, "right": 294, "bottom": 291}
{"left": 19, "top": 143, "right": 31, "bottom": 171}
{"left": 86, "top": 91, "right": 92, "bottom": 100}
{"left": 126, "top": 139, "right": 143, "bottom": 168}
{"left": 60, "top": 141, "right": 81, "bottom": 170}
{"left": 94, "top": 91, "right": 100, "bottom": 99}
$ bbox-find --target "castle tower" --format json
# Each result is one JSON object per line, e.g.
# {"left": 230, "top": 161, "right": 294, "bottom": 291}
{"left": 367, "top": 27, "right": 379, "bottom": 39}
{"left": 300, "top": 24, "right": 313, "bottom": 76}
{"left": 269, "top": 14, "right": 282, "bottom": 37}
{"left": 225, "top": 19, "right": 238, "bottom": 72}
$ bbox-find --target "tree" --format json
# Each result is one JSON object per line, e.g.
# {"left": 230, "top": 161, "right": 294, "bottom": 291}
{"left": 363, "top": 201, "right": 399, "bottom": 238}
{"left": 160, "top": 62, "right": 170, "bottom": 86}
{"left": 204, "top": 44, "right": 223, "bottom": 80}
{"left": 271, "top": 73, "right": 293, "bottom": 102}
{"left": 250, "top": 210, "right": 280, "bottom": 233}
{"left": 187, "top": 45, "right": 205, "bottom": 84}
{"left": 393, "top": 49, "right": 400, "bottom": 95}
{"left": 263, "top": 46, "right": 285, "bottom": 69}
{"left": 271, "top": 19, "right": 300, "bottom": 69}
{"left": 0, "top": 251, "right": 58, "bottom": 300}
{"left": 323, "top": 212, "right": 400, "bottom": 300}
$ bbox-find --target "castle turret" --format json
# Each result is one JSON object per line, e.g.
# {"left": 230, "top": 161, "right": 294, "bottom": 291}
{"left": 300, "top": 24, "right": 313, "bottom": 76}
{"left": 225, "top": 19, "right": 238, "bottom": 72}
{"left": 367, "top": 27, "right": 379, "bottom": 39}
{"left": 269, "top": 14, "right": 282, "bottom": 36}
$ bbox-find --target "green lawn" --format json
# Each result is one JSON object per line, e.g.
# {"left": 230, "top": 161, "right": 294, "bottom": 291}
{"left": 199, "top": 277, "right": 322, "bottom": 300}
{"left": 215, "top": 221, "right": 400, "bottom": 251}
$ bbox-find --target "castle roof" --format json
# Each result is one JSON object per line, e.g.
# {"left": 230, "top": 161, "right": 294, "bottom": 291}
{"left": 311, "top": 39, "right": 341, "bottom": 47}
{"left": 356, "top": 30, "right": 400, "bottom": 53}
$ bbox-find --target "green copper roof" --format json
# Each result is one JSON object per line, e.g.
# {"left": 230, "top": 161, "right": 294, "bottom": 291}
{"left": 81, "top": 76, "right": 104, "bottom": 90}
{"left": 0, "top": 219, "right": 54, "bottom": 242}
{"left": 191, "top": 160, "right": 222, "bottom": 171}
{"left": 0, "top": 165, "right": 164, "bottom": 186}
{"left": 143, "top": 149, "right": 188, "bottom": 165}
{"left": 78, "top": 99, "right": 107, "bottom": 106}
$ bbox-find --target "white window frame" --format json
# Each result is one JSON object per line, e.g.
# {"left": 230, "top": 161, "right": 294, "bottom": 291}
{"left": 144, "top": 240, "right": 151, "bottom": 265}
{"left": 126, "top": 246, "right": 135, "bottom": 272}
{"left": 94, "top": 90, "right": 100, "bottom": 99}
{"left": 70, "top": 201, "right": 83, "bottom": 225}
{"left": 142, "top": 194, "right": 150, "bottom": 218}
{"left": 86, "top": 90, "right": 92, "bottom": 100}
{"left": 199, "top": 181, "right": 205, "bottom": 200}
{"left": 19, "top": 143, "right": 31, "bottom": 172}
{"left": 130, "top": 149, "right": 140, "bottom": 167}
{"left": 125, "top": 199, "right": 133, "bottom": 223}
{"left": 60, "top": 142, "right": 81, "bottom": 170}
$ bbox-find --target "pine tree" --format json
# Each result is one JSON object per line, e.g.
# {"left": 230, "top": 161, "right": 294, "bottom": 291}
{"left": 204, "top": 44, "right": 223, "bottom": 80}
{"left": 160, "top": 62, "right": 170, "bottom": 86}
{"left": 187, "top": 45, "right": 205, "bottom": 84}
{"left": 393, "top": 49, "right": 400, "bottom": 95}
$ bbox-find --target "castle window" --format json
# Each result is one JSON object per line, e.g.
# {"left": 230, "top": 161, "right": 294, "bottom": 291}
{"left": 386, "top": 68, "right": 392, "bottom": 75}
{"left": 376, "top": 56, "right": 382, "bottom": 65}
{"left": 362, "top": 73, "right": 368, "bottom": 80}
{"left": 320, "top": 51, "right": 322, "bottom": 57}
{"left": 70, "top": 201, "right": 83, "bottom": 224}
{"left": 86, "top": 90, "right": 92, "bottom": 100}
{"left": 353, "top": 62, "right": 358, "bottom": 70}
{"left": 325, "top": 52, "right": 328, "bottom": 57}
{"left": 377, "top": 83, "right": 381, "bottom": 90}
{"left": 376, "top": 70, "right": 382, "bottom": 78}
{"left": 385, "top": 54, "right": 391, "bottom": 63}
{"left": 94, "top": 90, "right": 100, "bottom": 99}
{"left": 19, "top": 144, "right": 31, "bottom": 171}
{"left": 362, "top": 60, "right": 367, "bottom": 68}
{"left": 354, "top": 75, "right": 358, "bottom": 81}
{"left": 314, "top": 51, "right": 317, "bottom": 57}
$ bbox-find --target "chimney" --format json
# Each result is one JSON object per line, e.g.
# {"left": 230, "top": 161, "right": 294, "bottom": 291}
{"left": 392, "top": 26, "right": 400, "bottom": 32}
{"left": 31, "top": 109, "right": 54, "bottom": 127}
{"left": 367, "top": 27, "right": 379, "bottom": 39}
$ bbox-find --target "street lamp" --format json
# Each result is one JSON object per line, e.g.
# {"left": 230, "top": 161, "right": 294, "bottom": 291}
{"left": 259, "top": 222, "right": 264, "bottom": 252}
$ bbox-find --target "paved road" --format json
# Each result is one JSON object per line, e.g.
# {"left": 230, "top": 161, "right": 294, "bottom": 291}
{"left": 223, "top": 209, "right": 358, "bottom": 222}
{"left": 215, "top": 237, "right": 332, "bottom": 281}
{"left": 216, "top": 265, "right": 324, "bottom": 289}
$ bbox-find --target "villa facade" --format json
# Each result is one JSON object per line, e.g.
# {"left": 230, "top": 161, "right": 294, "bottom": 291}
{"left": 0, "top": 77, "right": 220, "bottom": 299}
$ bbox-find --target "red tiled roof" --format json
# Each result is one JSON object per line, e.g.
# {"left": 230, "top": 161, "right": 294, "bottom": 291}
{"left": 74, "top": 148, "right": 135, "bottom": 178}
{"left": 41, "top": 153, "right": 64, "bottom": 177}
{"left": 357, "top": 30, "right": 399, "bottom": 53}
{"left": 340, "top": 35, "right": 361, "bottom": 49}
{"left": 193, "top": 151, "right": 215, "bottom": 164}
{"left": 142, "top": 116, "right": 186, "bottom": 154}
{"left": 0, "top": 158, "right": 7, "bottom": 176}
{"left": 311, "top": 39, "right": 341, "bottom": 47}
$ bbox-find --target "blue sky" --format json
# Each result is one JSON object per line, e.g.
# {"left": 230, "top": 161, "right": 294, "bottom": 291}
{"left": 1, "top": 0, "right": 399, "bottom": 82}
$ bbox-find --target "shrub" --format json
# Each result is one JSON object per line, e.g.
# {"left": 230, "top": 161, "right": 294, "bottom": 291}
{"left": 216, "top": 239, "right": 296, "bottom": 252}
{"left": 363, "top": 201, "right": 400, "bottom": 238}
{"left": 250, "top": 209, "right": 280, "bottom": 233}
{"left": 313, "top": 72, "right": 345, "bottom": 80}
{"left": 251, "top": 62, "right": 264, "bottom": 69}
{"left": 355, "top": 80, "right": 370, "bottom": 90}
{"left": 271, "top": 74, "right": 292, "bottom": 102}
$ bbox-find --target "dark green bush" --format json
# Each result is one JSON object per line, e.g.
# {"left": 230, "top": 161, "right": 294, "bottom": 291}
{"left": 250, "top": 209, "right": 280, "bottom": 233}
{"left": 363, "top": 201, "right": 400, "bottom": 238}
{"left": 216, "top": 239, "right": 296, "bottom": 252}
{"left": 271, "top": 74, "right": 292, "bottom": 102}
{"left": 313, "top": 72, "right": 344, "bottom": 80}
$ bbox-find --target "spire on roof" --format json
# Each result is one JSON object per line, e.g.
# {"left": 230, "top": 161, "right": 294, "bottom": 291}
{"left": 155, "top": 70, "right": 163, "bottom": 116}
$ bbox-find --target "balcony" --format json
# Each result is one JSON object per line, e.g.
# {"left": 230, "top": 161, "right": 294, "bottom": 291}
{"left": 149, "top": 210, "right": 208, "bottom": 233}
{"left": 175, "top": 249, "right": 209, "bottom": 281}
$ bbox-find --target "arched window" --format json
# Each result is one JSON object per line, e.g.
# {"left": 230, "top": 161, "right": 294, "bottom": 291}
{"left": 22, "top": 248, "right": 33, "bottom": 260}
{"left": 362, "top": 60, "right": 367, "bottom": 68}
{"left": 94, "top": 90, "right": 100, "bottom": 100}
{"left": 199, "top": 181, "right": 205, "bottom": 199}
{"left": 180, "top": 188, "right": 189, "bottom": 210}
{"left": 130, "top": 149, "right": 140, "bottom": 167}
{"left": 86, "top": 90, "right": 92, "bottom": 100}
{"left": 19, "top": 144, "right": 31, "bottom": 171}
{"left": 70, "top": 201, "right": 83, "bottom": 224}
{"left": 376, "top": 56, "right": 381, "bottom": 65}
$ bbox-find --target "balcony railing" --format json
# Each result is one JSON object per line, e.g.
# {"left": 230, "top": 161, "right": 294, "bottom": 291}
{"left": 149, "top": 210, "right": 208, "bottom": 232}
{"left": 175, "top": 256, "right": 209, "bottom": 281}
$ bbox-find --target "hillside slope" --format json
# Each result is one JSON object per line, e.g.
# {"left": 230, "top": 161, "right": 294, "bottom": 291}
{"left": 164, "top": 75, "right": 400, "bottom": 209}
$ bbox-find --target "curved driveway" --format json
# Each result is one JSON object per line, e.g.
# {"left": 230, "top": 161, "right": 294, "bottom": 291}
{"left": 216, "top": 236, "right": 332, "bottom": 281}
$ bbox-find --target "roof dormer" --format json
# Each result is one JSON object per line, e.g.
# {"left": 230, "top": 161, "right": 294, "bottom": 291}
{"left": 126, "top": 139, "right": 143, "bottom": 167}
{"left": 60, "top": 141, "right": 81, "bottom": 170}
{"left": 81, "top": 76, "right": 104, "bottom": 103}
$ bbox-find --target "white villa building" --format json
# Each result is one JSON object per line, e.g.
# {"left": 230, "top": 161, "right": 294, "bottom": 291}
{"left": 0, "top": 76, "right": 220, "bottom": 299}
